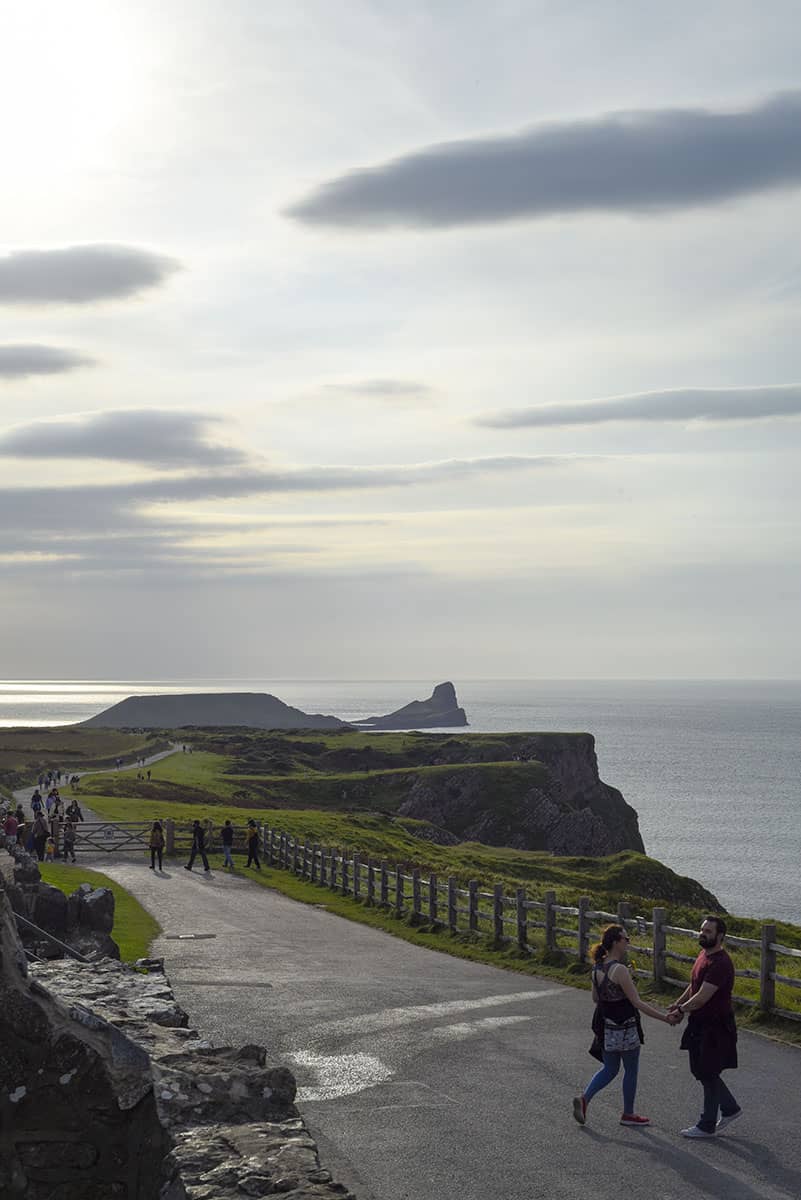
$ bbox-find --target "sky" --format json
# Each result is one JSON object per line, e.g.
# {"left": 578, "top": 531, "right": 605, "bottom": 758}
{"left": 2, "top": 0, "right": 801, "bottom": 680}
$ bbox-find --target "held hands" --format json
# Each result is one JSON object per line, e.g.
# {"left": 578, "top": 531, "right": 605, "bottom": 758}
{"left": 665, "top": 1004, "right": 684, "bottom": 1026}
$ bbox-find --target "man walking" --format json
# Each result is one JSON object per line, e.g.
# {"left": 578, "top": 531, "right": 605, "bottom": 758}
{"left": 670, "top": 916, "right": 740, "bottom": 1138}
{"left": 184, "top": 820, "right": 211, "bottom": 874}
{"left": 221, "top": 819, "right": 235, "bottom": 869}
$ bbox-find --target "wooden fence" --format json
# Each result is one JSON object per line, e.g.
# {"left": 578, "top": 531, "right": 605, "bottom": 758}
{"left": 250, "top": 825, "right": 801, "bottom": 1024}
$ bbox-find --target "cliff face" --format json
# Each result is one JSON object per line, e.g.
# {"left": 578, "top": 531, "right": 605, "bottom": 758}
{"left": 394, "top": 734, "right": 644, "bottom": 856}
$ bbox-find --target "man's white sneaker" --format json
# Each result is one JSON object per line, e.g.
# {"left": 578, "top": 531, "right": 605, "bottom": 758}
{"left": 716, "top": 1109, "right": 742, "bottom": 1132}
{"left": 681, "top": 1125, "right": 716, "bottom": 1139}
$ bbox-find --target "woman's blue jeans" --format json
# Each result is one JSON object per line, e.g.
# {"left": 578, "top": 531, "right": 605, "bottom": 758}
{"left": 585, "top": 1048, "right": 640, "bottom": 1114}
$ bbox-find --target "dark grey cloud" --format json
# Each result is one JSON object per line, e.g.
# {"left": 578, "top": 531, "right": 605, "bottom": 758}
{"left": 0, "top": 409, "right": 246, "bottom": 468}
{"left": 0, "top": 453, "right": 568, "bottom": 538}
{"left": 0, "top": 244, "right": 180, "bottom": 304}
{"left": 476, "top": 384, "right": 801, "bottom": 430}
{"left": 288, "top": 91, "right": 801, "bottom": 229}
{"left": 0, "top": 344, "right": 94, "bottom": 379}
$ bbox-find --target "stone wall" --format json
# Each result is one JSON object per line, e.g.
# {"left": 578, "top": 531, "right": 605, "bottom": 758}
{"left": 0, "top": 868, "right": 355, "bottom": 1199}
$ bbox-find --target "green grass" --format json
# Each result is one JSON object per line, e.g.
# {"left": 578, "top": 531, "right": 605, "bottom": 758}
{"left": 0, "top": 728, "right": 167, "bottom": 796}
{"left": 38, "top": 862, "right": 161, "bottom": 962}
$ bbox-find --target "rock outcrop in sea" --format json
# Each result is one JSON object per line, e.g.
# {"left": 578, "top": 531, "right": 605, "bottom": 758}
{"left": 81, "top": 691, "right": 348, "bottom": 731}
{"left": 354, "top": 681, "right": 468, "bottom": 730}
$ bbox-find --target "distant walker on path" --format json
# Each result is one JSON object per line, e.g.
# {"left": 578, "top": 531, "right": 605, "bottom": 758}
{"left": 221, "top": 819, "right": 235, "bottom": 869}
{"left": 150, "top": 821, "right": 165, "bottom": 871}
{"left": 245, "top": 820, "right": 261, "bottom": 870}
{"left": 184, "top": 820, "right": 211, "bottom": 874}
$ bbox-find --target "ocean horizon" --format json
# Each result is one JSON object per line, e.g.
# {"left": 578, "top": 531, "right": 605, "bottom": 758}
{"left": 2, "top": 677, "right": 800, "bottom": 926}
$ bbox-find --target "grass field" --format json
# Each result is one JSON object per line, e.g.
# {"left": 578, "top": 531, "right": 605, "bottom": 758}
{"left": 0, "top": 728, "right": 166, "bottom": 798}
{"left": 38, "top": 862, "right": 161, "bottom": 962}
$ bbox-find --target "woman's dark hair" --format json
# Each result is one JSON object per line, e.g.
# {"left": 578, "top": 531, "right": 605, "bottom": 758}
{"left": 152, "top": 821, "right": 162, "bottom": 831}
{"left": 591, "top": 923, "right": 627, "bottom": 964}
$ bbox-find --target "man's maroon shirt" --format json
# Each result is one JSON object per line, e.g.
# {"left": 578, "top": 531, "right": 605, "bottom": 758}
{"left": 689, "top": 947, "right": 735, "bottom": 1023}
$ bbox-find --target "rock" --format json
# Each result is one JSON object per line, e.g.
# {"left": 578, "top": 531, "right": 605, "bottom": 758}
{"left": 0, "top": 877, "right": 167, "bottom": 1197}
{"left": 31, "top": 883, "right": 68, "bottom": 940}
{"left": 81, "top": 691, "right": 348, "bottom": 730}
{"left": 13, "top": 851, "right": 41, "bottom": 887}
{"left": 356, "top": 681, "right": 468, "bottom": 730}
{"left": 66, "top": 930, "right": 121, "bottom": 962}
{"left": 80, "top": 887, "right": 115, "bottom": 933}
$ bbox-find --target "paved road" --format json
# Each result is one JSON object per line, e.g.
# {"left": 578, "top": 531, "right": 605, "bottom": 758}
{"left": 67, "top": 854, "right": 801, "bottom": 1200}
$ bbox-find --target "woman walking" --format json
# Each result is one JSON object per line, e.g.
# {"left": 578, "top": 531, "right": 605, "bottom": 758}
{"left": 149, "top": 821, "right": 164, "bottom": 871}
{"left": 573, "top": 924, "right": 673, "bottom": 1127}
{"left": 32, "top": 811, "right": 49, "bottom": 862}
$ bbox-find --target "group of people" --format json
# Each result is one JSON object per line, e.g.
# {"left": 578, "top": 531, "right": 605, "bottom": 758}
{"left": 2, "top": 791, "right": 84, "bottom": 863}
{"left": 143, "top": 817, "right": 263, "bottom": 874}
{"left": 574, "top": 917, "right": 740, "bottom": 1138}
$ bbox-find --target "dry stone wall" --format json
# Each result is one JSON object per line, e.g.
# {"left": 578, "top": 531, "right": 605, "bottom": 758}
{"left": 0, "top": 861, "right": 355, "bottom": 1199}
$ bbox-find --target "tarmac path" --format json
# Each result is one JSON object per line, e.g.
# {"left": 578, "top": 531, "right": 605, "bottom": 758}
{"left": 56, "top": 850, "right": 801, "bottom": 1200}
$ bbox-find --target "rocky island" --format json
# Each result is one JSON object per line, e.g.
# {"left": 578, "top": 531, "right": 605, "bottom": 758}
{"left": 81, "top": 681, "right": 468, "bottom": 732}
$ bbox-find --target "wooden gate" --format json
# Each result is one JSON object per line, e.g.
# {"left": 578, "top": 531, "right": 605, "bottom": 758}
{"left": 72, "top": 821, "right": 152, "bottom": 853}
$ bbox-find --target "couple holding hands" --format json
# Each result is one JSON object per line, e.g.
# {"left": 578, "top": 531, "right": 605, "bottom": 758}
{"left": 573, "top": 917, "right": 740, "bottom": 1138}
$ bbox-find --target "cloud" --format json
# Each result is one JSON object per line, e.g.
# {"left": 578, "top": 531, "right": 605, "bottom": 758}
{"left": 326, "top": 379, "right": 432, "bottom": 400}
{"left": 0, "top": 344, "right": 94, "bottom": 379}
{"left": 0, "top": 409, "right": 246, "bottom": 469}
{"left": 476, "top": 384, "right": 801, "bottom": 430}
{"left": 287, "top": 90, "right": 801, "bottom": 229}
{"left": 0, "top": 244, "right": 180, "bottom": 304}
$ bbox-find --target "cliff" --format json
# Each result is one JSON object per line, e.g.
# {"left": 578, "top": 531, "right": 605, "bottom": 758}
{"left": 81, "top": 692, "right": 348, "bottom": 731}
{"left": 355, "top": 681, "right": 468, "bottom": 730}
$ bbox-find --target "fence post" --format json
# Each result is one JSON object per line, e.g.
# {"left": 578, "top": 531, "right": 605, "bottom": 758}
{"left": 544, "top": 890, "right": 556, "bottom": 951}
{"left": 395, "top": 866, "right": 404, "bottom": 915}
{"left": 652, "top": 907, "right": 666, "bottom": 985}
{"left": 447, "top": 877, "right": 457, "bottom": 932}
{"left": 617, "top": 900, "right": 631, "bottom": 925}
{"left": 492, "top": 883, "right": 504, "bottom": 943}
{"left": 366, "top": 860, "right": 375, "bottom": 906}
{"left": 165, "top": 819, "right": 175, "bottom": 856}
{"left": 330, "top": 848, "right": 338, "bottom": 891}
{"left": 412, "top": 869, "right": 421, "bottom": 919}
{"left": 760, "top": 923, "right": 777, "bottom": 1013}
{"left": 353, "top": 854, "right": 361, "bottom": 899}
{"left": 380, "top": 860, "right": 389, "bottom": 906}
{"left": 468, "top": 880, "right": 479, "bottom": 932}
{"left": 516, "top": 888, "right": 528, "bottom": 951}
{"left": 292, "top": 837, "right": 299, "bottom": 875}
{"left": 319, "top": 846, "right": 328, "bottom": 887}
{"left": 577, "top": 897, "right": 590, "bottom": 964}
{"left": 310, "top": 844, "right": 319, "bottom": 884}
{"left": 269, "top": 829, "right": 277, "bottom": 867}
{"left": 429, "top": 874, "right": 438, "bottom": 925}
{"left": 277, "top": 832, "right": 284, "bottom": 868}
{"left": 341, "top": 852, "right": 349, "bottom": 896}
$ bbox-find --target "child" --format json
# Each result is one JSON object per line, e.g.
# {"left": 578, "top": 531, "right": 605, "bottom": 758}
{"left": 44, "top": 836, "right": 56, "bottom": 863}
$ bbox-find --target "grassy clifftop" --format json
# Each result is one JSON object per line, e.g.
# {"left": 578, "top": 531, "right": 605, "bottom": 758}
{"left": 79, "top": 728, "right": 644, "bottom": 858}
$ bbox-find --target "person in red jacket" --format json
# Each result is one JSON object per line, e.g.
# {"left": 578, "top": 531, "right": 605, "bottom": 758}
{"left": 669, "top": 916, "right": 740, "bottom": 1139}
{"left": 3, "top": 811, "right": 18, "bottom": 847}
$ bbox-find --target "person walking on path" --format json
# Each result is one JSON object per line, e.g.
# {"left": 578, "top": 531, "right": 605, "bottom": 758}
{"left": 184, "top": 820, "right": 211, "bottom": 874}
{"left": 32, "top": 812, "right": 49, "bottom": 861}
{"left": 3, "top": 810, "right": 18, "bottom": 847}
{"left": 149, "top": 821, "right": 165, "bottom": 871}
{"left": 573, "top": 924, "right": 674, "bottom": 1128}
{"left": 221, "top": 819, "right": 235, "bottom": 869}
{"left": 245, "top": 819, "right": 261, "bottom": 870}
{"left": 62, "top": 818, "right": 77, "bottom": 863}
{"left": 669, "top": 916, "right": 740, "bottom": 1139}
{"left": 66, "top": 798, "right": 84, "bottom": 823}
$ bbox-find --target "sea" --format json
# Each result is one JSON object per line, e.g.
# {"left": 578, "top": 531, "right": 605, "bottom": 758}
{"left": 2, "top": 678, "right": 799, "bottom": 926}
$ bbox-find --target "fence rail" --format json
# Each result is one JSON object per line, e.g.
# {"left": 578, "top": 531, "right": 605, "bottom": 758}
{"left": 250, "top": 824, "right": 801, "bottom": 1024}
{"left": 52, "top": 816, "right": 800, "bottom": 1023}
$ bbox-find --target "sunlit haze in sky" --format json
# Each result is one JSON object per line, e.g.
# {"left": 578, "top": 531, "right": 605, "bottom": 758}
{"left": 2, "top": 1, "right": 801, "bottom": 679}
